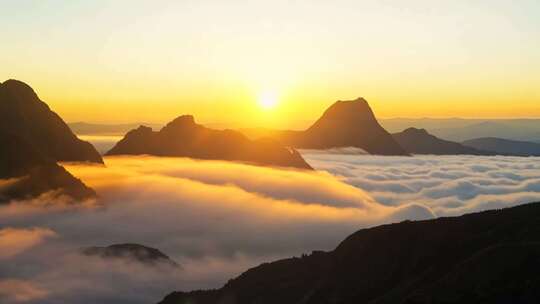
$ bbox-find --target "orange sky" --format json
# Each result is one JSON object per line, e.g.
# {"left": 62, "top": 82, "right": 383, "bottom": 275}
{"left": 2, "top": 1, "right": 539, "bottom": 128}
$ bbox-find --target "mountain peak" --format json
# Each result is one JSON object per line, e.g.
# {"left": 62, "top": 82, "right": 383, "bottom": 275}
{"left": 392, "top": 128, "right": 495, "bottom": 155}
{"left": 288, "top": 97, "right": 408, "bottom": 155}
{"left": 0, "top": 79, "right": 39, "bottom": 101}
{"left": 319, "top": 97, "right": 375, "bottom": 124}
{"left": 162, "top": 115, "right": 197, "bottom": 132}
{"left": 402, "top": 127, "right": 430, "bottom": 136}
{"left": 0, "top": 79, "right": 103, "bottom": 164}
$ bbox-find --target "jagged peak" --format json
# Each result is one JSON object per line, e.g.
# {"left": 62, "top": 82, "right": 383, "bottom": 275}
{"left": 161, "top": 115, "right": 198, "bottom": 132}
{"left": 125, "top": 125, "right": 153, "bottom": 137}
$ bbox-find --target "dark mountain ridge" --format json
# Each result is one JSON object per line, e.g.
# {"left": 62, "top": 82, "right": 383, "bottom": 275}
{"left": 106, "top": 115, "right": 312, "bottom": 170}
{"left": 159, "top": 201, "right": 540, "bottom": 304}
{"left": 275, "top": 98, "right": 408, "bottom": 155}
{"left": 0, "top": 79, "right": 103, "bottom": 163}
{"left": 0, "top": 132, "right": 96, "bottom": 203}
{"left": 392, "top": 128, "right": 496, "bottom": 155}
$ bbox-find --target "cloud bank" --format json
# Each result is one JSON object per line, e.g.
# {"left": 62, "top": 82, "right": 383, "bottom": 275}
{"left": 301, "top": 152, "right": 540, "bottom": 216}
{"left": 2, "top": 153, "right": 538, "bottom": 303}
{"left": 0, "top": 156, "right": 431, "bottom": 304}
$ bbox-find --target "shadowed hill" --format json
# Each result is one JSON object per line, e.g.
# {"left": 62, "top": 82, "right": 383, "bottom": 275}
{"left": 0, "top": 79, "right": 103, "bottom": 163}
{"left": 159, "top": 202, "right": 540, "bottom": 304}
{"left": 392, "top": 128, "right": 496, "bottom": 155}
{"left": 463, "top": 137, "right": 540, "bottom": 156}
{"left": 0, "top": 132, "right": 96, "bottom": 203}
{"left": 106, "top": 115, "right": 312, "bottom": 170}
{"left": 82, "top": 243, "right": 179, "bottom": 267}
{"left": 275, "top": 98, "right": 408, "bottom": 155}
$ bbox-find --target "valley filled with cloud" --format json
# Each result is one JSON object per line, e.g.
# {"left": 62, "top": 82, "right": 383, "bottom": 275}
{"left": 1, "top": 154, "right": 539, "bottom": 303}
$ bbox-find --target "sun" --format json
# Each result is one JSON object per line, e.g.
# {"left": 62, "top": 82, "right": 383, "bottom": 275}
{"left": 258, "top": 91, "right": 279, "bottom": 110}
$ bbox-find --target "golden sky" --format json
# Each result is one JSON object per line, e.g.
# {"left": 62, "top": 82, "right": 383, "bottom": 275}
{"left": 2, "top": 0, "right": 539, "bottom": 128}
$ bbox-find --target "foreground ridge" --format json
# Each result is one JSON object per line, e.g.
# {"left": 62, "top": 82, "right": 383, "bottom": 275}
{"left": 159, "top": 202, "right": 540, "bottom": 304}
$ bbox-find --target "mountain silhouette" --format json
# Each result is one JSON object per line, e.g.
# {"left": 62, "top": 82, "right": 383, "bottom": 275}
{"left": 273, "top": 98, "right": 408, "bottom": 155}
{"left": 159, "top": 202, "right": 540, "bottom": 304}
{"left": 68, "top": 121, "right": 162, "bottom": 135}
{"left": 106, "top": 115, "right": 312, "bottom": 169}
{"left": 0, "top": 79, "right": 102, "bottom": 163}
{"left": 82, "top": 243, "right": 179, "bottom": 267}
{"left": 463, "top": 137, "right": 540, "bottom": 156}
{"left": 429, "top": 121, "right": 540, "bottom": 142}
{"left": 0, "top": 132, "right": 96, "bottom": 203}
{"left": 392, "top": 128, "right": 495, "bottom": 155}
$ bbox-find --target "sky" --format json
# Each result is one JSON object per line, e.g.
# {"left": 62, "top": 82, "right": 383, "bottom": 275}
{"left": 2, "top": 0, "right": 540, "bottom": 127}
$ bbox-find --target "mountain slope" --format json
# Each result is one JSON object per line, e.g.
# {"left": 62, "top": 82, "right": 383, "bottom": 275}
{"left": 463, "top": 137, "right": 540, "bottom": 156}
{"left": 0, "top": 132, "right": 96, "bottom": 203}
{"left": 106, "top": 115, "right": 312, "bottom": 170}
{"left": 392, "top": 128, "right": 495, "bottom": 155}
{"left": 0, "top": 79, "right": 103, "bottom": 163}
{"left": 159, "top": 202, "right": 540, "bottom": 304}
{"left": 276, "top": 98, "right": 408, "bottom": 155}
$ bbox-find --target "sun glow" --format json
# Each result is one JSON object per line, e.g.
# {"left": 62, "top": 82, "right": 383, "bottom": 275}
{"left": 258, "top": 91, "right": 279, "bottom": 110}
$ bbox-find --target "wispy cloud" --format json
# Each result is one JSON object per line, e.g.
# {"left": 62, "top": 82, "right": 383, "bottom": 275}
{"left": 0, "top": 227, "right": 56, "bottom": 260}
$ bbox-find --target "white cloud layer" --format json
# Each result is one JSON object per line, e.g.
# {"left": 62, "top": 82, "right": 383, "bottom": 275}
{"left": 1, "top": 153, "right": 539, "bottom": 303}
{"left": 301, "top": 152, "right": 540, "bottom": 216}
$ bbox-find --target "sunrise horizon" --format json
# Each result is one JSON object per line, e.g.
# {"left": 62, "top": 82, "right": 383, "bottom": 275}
{"left": 3, "top": 0, "right": 539, "bottom": 127}
{"left": 2, "top": 2, "right": 540, "bottom": 304}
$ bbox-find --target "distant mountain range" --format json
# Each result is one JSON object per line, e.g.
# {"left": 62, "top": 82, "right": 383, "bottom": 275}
{"left": 68, "top": 97, "right": 540, "bottom": 158}
{"left": 69, "top": 122, "right": 162, "bottom": 136}
{"left": 159, "top": 202, "right": 540, "bottom": 304}
{"left": 380, "top": 118, "right": 540, "bottom": 143}
{"left": 463, "top": 137, "right": 540, "bottom": 157}
{"left": 392, "top": 128, "right": 495, "bottom": 156}
{"left": 0, "top": 80, "right": 98, "bottom": 202}
{"left": 106, "top": 115, "right": 313, "bottom": 170}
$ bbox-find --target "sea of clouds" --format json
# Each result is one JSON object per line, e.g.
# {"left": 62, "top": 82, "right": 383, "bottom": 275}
{"left": 302, "top": 152, "right": 540, "bottom": 216}
{"left": 1, "top": 152, "right": 539, "bottom": 303}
